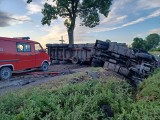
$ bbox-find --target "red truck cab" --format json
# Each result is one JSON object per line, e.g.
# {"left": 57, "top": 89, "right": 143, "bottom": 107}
{"left": 0, "top": 37, "right": 50, "bottom": 80}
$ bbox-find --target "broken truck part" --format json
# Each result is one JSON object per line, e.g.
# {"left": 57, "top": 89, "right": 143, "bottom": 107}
{"left": 91, "top": 40, "right": 158, "bottom": 84}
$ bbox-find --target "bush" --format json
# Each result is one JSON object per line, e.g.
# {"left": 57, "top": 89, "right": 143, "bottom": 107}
{"left": 0, "top": 69, "right": 160, "bottom": 120}
{"left": 0, "top": 79, "right": 134, "bottom": 120}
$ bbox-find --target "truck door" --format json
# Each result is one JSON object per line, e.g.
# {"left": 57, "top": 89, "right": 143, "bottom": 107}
{"left": 34, "top": 43, "right": 47, "bottom": 67}
{"left": 16, "top": 42, "right": 35, "bottom": 70}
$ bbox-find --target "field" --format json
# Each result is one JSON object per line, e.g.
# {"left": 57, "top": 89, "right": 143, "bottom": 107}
{"left": 0, "top": 67, "right": 160, "bottom": 120}
{"left": 150, "top": 51, "right": 160, "bottom": 55}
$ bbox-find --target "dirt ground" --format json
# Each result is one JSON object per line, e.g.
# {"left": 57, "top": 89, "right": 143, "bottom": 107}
{"left": 0, "top": 64, "right": 90, "bottom": 95}
{"left": 0, "top": 64, "right": 124, "bottom": 96}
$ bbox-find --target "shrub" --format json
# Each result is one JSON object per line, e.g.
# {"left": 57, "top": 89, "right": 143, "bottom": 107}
{"left": 0, "top": 79, "right": 134, "bottom": 120}
{"left": 0, "top": 69, "right": 160, "bottom": 120}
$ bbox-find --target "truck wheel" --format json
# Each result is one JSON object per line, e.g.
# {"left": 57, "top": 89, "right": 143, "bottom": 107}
{"left": 41, "top": 62, "right": 49, "bottom": 71}
{"left": 0, "top": 67, "right": 12, "bottom": 80}
{"left": 72, "top": 56, "right": 79, "bottom": 64}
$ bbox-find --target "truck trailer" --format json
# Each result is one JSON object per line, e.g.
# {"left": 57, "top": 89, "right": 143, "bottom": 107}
{"left": 46, "top": 43, "right": 94, "bottom": 64}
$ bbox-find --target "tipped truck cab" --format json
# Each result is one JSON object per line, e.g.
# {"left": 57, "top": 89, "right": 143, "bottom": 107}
{"left": 0, "top": 37, "right": 50, "bottom": 80}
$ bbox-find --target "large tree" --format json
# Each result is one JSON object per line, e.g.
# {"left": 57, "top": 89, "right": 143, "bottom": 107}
{"left": 132, "top": 37, "right": 146, "bottom": 50}
{"left": 146, "top": 33, "right": 160, "bottom": 50}
{"left": 27, "top": 0, "right": 112, "bottom": 44}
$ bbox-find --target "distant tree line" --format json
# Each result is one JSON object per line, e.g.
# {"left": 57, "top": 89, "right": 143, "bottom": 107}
{"left": 132, "top": 33, "right": 160, "bottom": 51}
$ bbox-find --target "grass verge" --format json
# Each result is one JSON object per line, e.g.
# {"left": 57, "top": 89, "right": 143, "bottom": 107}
{"left": 0, "top": 68, "right": 160, "bottom": 120}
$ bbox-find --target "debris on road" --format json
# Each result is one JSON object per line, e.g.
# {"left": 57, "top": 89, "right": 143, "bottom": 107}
{"left": 0, "top": 64, "right": 89, "bottom": 95}
{"left": 27, "top": 71, "right": 59, "bottom": 77}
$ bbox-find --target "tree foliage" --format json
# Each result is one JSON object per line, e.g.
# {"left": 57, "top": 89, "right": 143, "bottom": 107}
{"left": 132, "top": 33, "right": 160, "bottom": 51}
{"left": 132, "top": 37, "right": 146, "bottom": 50}
{"left": 27, "top": 0, "right": 112, "bottom": 44}
{"left": 146, "top": 33, "right": 160, "bottom": 50}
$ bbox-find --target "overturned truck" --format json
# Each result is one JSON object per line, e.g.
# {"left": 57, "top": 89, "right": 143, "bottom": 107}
{"left": 91, "top": 40, "right": 158, "bottom": 84}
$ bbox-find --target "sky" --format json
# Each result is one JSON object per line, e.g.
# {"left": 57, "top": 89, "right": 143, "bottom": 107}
{"left": 0, "top": 0, "right": 160, "bottom": 47}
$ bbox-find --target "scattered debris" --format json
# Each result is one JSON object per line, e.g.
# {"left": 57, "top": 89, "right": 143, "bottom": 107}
{"left": 27, "top": 71, "right": 59, "bottom": 77}
{"left": 86, "top": 71, "right": 100, "bottom": 79}
{"left": 0, "top": 64, "right": 90, "bottom": 95}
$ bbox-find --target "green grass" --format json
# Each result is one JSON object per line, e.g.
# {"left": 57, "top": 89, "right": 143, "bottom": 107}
{"left": 0, "top": 69, "right": 160, "bottom": 120}
{"left": 119, "top": 68, "right": 160, "bottom": 120}
{"left": 149, "top": 51, "right": 160, "bottom": 55}
{"left": 0, "top": 79, "right": 133, "bottom": 120}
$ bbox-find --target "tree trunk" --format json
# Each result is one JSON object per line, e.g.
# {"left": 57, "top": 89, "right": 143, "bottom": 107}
{"left": 68, "top": 28, "right": 74, "bottom": 45}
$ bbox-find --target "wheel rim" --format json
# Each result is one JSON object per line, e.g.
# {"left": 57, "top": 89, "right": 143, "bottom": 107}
{"left": 1, "top": 69, "right": 11, "bottom": 79}
{"left": 43, "top": 64, "right": 48, "bottom": 71}
{"left": 72, "top": 57, "right": 79, "bottom": 64}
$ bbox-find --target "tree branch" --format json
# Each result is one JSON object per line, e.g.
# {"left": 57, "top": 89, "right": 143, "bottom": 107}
{"left": 64, "top": 6, "right": 72, "bottom": 18}
{"left": 74, "top": 0, "right": 79, "bottom": 13}
{"left": 62, "top": 13, "right": 70, "bottom": 16}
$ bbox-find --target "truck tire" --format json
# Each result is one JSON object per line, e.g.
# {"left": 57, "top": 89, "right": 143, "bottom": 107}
{"left": 41, "top": 62, "right": 49, "bottom": 71}
{"left": 0, "top": 67, "right": 12, "bottom": 80}
{"left": 72, "top": 56, "right": 79, "bottom": 64}
{"left": 118, "top": 67, "right": 129, "bottom": 76}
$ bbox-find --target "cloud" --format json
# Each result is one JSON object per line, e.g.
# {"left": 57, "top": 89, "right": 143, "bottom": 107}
{"left": 26, "top": 2, "right": 43, "bottom": 15}
{"left": 12, "top": 15, "right": 31, "bottom": 21}
{"left": 137, "top": 0, "right": 160, "bottom": 10}
{"left": 97, "top": 0, "right": 160, "bottom": 29}
{"left": 11, "top": 15, "right": 31, "bottom": 25}
{"left": 109, "top": 0, "right": 135, "bottom": 15}
{"left": 100, "top": 15, "right": 127, "bottom": 25}
{"left": 0, "top": 11, "right": 31, "bottom": 27}
{"left": 41, "top": 0, "right": 56, "bottom": 6}
{"left": 0, "top": 12, "right": 11, "bottom": 27}
{"left": 133, "top": 33, "right": 144, "bottom": 38}
{"left": 40, "top": 22, "right": 68, "bottom": 44}
{"left": 85, "top": 9, "right": 160, "bottom": 33}
{"left": 99, "top": 0, "right": 133, "bottom": 26}
{"left": 21, "top": 0, "right": 160, "bottom": 45}
{"left": 26, "top": 0, "right": 56, "bottom": 15}
{"left": 149, "top": 28, "right": 160, "bottom": 34}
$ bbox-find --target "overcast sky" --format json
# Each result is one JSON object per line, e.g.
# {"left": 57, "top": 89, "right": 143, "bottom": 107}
{"left": 0, "top": 0, "right": 160, "bottom": 47}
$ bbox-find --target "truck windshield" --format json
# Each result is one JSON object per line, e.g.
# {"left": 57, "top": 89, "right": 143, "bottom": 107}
{"left": 35, "top": 43, "right": 43, "bottom": 52}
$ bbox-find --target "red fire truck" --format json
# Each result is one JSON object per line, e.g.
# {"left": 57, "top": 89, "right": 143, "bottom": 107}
{"left": 0, "top": 37, "right": 50, "bottom": 80}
